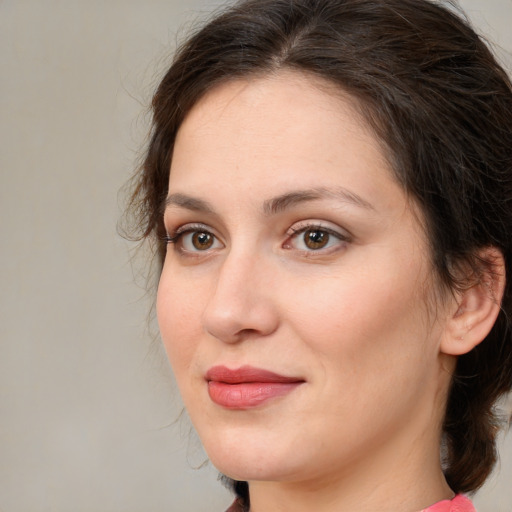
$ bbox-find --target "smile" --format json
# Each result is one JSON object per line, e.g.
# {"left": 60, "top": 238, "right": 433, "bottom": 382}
{"left": 205, "top": 365, "right": 305, "bottom": 409}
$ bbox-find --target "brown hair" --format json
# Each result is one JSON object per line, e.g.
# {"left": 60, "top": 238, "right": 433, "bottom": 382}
{"left": 126, "top": 0, "right": 512, "bottom": 502}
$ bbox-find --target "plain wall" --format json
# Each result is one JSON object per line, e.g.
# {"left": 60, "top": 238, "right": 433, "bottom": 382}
{"left": 1, "top": 1, "right": 511, "bottom": 511}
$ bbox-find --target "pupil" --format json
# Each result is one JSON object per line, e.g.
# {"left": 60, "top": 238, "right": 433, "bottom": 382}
{"left": 193, "top": 232, "right": 213, "bottom": 250}
{"left": 305, "top": 230, "right": 328, "bottom": 249}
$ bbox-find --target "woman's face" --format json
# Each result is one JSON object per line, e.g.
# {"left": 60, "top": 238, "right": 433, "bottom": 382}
{"left": 157, "top": 71, "right": 452, "bottom": 485}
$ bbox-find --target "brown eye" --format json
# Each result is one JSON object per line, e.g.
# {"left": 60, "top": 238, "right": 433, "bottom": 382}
{"left": 303, "top": 229, "right": 329, "bottom": 250}
{"left": 285, "top": 224, "right": 348, "bottom": 253}
{"left": 192, "top": 231, "right": 214, "bottom": 250}
{"left": 169, "top": 226, "right": 223, "bottom": 253}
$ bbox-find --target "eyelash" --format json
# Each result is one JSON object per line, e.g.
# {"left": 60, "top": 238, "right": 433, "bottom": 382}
{"left": 285, "top": 223, "right": 350, "bottom": 253}
{"left": 164, "top": 223, "right": 220, "bottom": 250}
{"left": 164, "top": 222, "right": 350, "bottom": 255}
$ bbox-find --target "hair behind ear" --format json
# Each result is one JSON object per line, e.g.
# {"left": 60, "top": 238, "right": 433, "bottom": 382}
{"left": 441, "top": 247, "right": 510, "bottom": 492}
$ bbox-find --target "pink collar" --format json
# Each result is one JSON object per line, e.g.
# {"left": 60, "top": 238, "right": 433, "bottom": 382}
{"left": 420, "top": 494, "right": 476, "bottom": 512}
{"left": 226, "top": 493, "right": 476, "bottom": 512}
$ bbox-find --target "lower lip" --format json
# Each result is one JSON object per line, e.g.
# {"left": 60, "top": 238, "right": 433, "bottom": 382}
{"left": 207, "top": 381, "right": 302, "bottom": 409}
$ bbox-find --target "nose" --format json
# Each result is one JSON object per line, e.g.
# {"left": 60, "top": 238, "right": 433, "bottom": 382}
{"left": 202, "top": 252, "right": 279, "bottom": 343}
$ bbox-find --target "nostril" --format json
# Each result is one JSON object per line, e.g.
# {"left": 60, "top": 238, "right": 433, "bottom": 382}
{"left": 202, "top": 298, "right": 279, "bottom": 343}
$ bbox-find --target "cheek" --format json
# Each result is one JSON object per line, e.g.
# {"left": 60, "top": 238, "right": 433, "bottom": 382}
{"left": 283, "top": 253, "right": 433, "bottom": 373}
{"left": 156, "top": 268, "right": 204, "bottom": 375}
{"left": 283, "top": 265, "right": 436, "bottom": 437}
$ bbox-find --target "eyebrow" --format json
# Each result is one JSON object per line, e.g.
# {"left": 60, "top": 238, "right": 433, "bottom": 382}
{"left": 262, "top": 187, "right": 375, "bottom": 215}
{"left": 164, "top": 193, "right": 216, "bottom": 214}
{"left": 164, "top": 187, "right": 375, "bottom": 216}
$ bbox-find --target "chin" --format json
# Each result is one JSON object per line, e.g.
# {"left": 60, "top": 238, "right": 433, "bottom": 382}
{"left": 199, "top": 423, "right": 315, "bottom": 483}
{"left": 211, "top": 454, "right": 297, "bottom": 483}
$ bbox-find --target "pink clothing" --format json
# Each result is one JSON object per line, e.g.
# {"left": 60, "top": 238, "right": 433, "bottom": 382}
{"left": 226, "top": 493, "right": 476, "bottom": 512}
{"left": 421, "top": 494, "right": 476, "bottom": 512}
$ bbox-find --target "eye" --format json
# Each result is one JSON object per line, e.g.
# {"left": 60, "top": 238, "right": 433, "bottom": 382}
{"left": 285, "top": 224, "right": 349, "bottom": 253}
{"left": 185, "top": 231, "right": 216, "bottom": 251}
{"left": 301, "top": 229, "right": 330, "bottom": 250}
{"left": 166, "top": 225, "right": 223, "bottom": 253}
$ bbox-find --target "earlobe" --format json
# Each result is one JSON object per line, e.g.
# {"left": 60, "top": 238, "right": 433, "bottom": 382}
{"left": 441, "top": 247, "right": 506, "bottom": 356}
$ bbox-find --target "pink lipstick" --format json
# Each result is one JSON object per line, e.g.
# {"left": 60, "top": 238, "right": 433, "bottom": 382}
{"left": 205, "top": 365, "right": 304, "bottom": 409}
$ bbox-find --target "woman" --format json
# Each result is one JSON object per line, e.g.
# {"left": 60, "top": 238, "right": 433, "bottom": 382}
{"left": 127, "top": 0, "right": 512, "bottom": 510}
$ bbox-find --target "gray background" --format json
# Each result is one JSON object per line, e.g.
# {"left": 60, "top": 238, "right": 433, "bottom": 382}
{"left": 1, "top": 1, "right": 511, "bottom": 511}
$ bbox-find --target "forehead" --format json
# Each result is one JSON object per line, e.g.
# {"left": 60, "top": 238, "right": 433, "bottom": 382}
{"left": 175, "top": 70, "right": 383, "bottom": 159}
{"left": 169, "top": 70, "right": 403, "bottom": 215}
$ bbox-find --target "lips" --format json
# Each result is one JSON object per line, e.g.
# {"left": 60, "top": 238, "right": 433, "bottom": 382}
{"left": 205, "top": 365, "right": 304, "bottom": 409}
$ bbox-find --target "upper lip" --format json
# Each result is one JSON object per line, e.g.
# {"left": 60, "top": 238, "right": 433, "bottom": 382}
{"left": 205, "top": 365, "right": 304, "bottom": 384}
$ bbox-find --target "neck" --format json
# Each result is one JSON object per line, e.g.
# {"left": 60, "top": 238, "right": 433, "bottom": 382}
{"left": 248, "top": 384, "right": 453, "bottom": 512}
{"left": 249, "top": 442, "right": 452, "bottom": 512}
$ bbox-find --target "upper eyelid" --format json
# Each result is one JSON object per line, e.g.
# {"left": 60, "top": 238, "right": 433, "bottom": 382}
{"left": 174, "top": 222, "right": 210, "bottom": 234}
{"left": 289, "top": 224, "right": 344, "bottom": 236}
{"left": 287, "top": 221, "right": 352, "bottom": 239}
{"left": 165, "top": 221, "right": 214, "bottom": 236}
{"left": 163, "top": 210, "right": 226, "bottom": 236}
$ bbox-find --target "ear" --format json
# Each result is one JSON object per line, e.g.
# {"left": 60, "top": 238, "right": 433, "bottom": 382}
{"left": 441, "top": 247, "right": 506, "bottom": 356}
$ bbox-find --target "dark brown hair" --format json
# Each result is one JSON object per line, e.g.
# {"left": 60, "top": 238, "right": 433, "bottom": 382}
{"left": 126, "top": 0, "right": 512, "bottom": 503}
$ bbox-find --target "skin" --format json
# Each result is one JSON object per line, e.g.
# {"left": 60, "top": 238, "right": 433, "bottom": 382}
{"left": 157, "top": 71, "right": 459, "bottom": 511}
